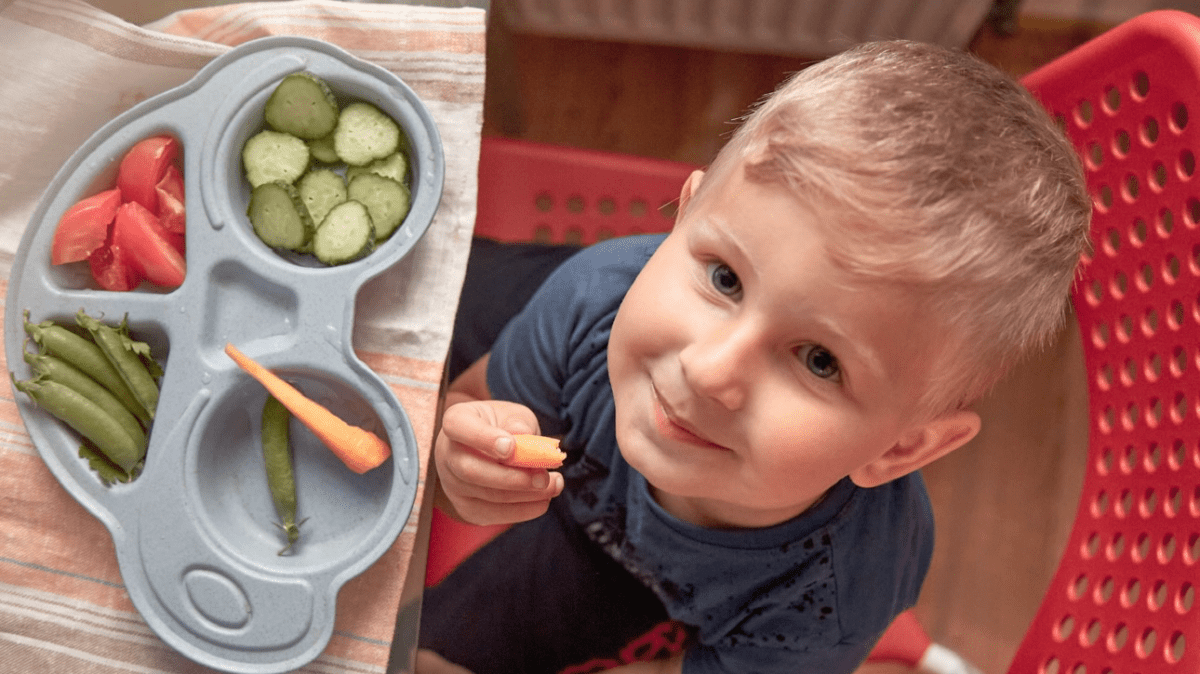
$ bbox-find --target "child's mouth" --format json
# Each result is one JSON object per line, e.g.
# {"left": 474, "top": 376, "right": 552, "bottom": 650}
{"left": 652, "top": 391, "right": 728, "bottom": 451}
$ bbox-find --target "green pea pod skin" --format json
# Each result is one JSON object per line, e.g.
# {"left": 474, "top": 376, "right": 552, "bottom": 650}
{"left": 75, "top": 311, "right": 159, "bottom": 420}
{"left": 24, "top": 351, "right": 147, "bottom": 451}
{"left": 79, "top": 439, "right": 139, "bottom": 485}
{"left": 13, "top": 375, "right": 143, "bottom": 472}
{"left": 262, "top": 395, "right": 301, "bottom": 554}
{"left": 23, "top": 312, "right": 150, "bottom": 425}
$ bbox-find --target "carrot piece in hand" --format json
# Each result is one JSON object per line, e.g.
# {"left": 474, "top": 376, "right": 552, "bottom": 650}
{"left": 225, "top": 343, "right": 390, "bottom": 474}
{"left": 504, "top": 434, "right": 565, "bottom": 469}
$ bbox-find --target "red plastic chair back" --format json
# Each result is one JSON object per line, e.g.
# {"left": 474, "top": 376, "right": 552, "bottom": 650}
{"left": 473, "top": 136, "right": 696, "bottom": 244}
{"left": 1014, "top": 11, "right": 1200, "bottom": 672}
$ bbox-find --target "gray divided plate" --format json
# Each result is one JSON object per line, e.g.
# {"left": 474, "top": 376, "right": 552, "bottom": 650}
{"left": 4, "top": 36, "right": 444, "bottom": 673}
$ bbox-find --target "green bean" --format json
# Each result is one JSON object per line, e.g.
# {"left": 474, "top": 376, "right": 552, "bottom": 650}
{"left": 262, "top": 394, "right": 302, "bottom": 555}
{"left": 23, "top": 312, "right": 150, "bottom": 425}
{"left": 24, "top": 351, "right": 147, "bottom": 452}
{"left": 12, "top": 375, "right": 142, "bottom": 472}
{"left": 75, "top": 311, "right": 158, "bottom": 421}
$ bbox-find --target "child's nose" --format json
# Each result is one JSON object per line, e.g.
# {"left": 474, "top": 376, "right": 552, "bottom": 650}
{"left": 678, "top": 321, "right": 755, "bottom": 410}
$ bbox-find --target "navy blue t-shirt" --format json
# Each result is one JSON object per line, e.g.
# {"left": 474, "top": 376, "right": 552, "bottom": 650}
{"left": 486, "top": 234, "right": 934, "bottom": 673}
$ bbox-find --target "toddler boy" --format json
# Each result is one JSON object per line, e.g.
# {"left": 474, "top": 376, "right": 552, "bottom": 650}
{"left": 419, "top": 39, "right": 1091, "bottom": 674}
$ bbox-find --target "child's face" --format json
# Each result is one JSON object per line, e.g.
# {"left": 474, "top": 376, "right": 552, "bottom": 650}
{"left": 608, "top": 163, "right": 954, "bottom": 529}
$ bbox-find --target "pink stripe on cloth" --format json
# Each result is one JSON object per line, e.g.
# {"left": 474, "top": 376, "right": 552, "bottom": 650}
{"left": 0, "top": 1, "right": 484, "bottom": 672}
{"left": 3, "top": 1, "right": 222, "bottom": 68}
{"left": 149, "top": 1, "right": 489, "bottom": 104}
{"left": 152, "top": 1, "right": 486, "bottom": 46}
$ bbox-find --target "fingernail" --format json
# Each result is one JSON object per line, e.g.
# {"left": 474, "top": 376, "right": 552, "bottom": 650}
{"left": 495, "top": 436, "right": 514, "bottom": 458}
{"left": 531, "top": 472, "right": 549, "bottom": 489}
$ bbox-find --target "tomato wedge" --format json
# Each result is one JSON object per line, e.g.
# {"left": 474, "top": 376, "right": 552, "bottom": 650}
{"left": 155, "top": 164, "right": 186, "bottom": 234}
{"left": 88, "top": 241, "right": 142, "bottom": 291}
{"left": 112, "top": 201, "right": 186, "bottom": 289}
{"left": 52, "top": 133, "right": 187, "bottom": 291}
{"left": 50, "top": 188, "right": 121, "bottom": 265}
{"left": 116, "top": 135, "right": 180, "bottom": 213}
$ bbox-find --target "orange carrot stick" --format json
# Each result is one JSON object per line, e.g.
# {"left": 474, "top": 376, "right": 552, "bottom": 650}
{"left": 225, "top": 343, "right": 390, "bottom": 474}
{"left": 503, "top": 434, "right": 565, "bottom": 469}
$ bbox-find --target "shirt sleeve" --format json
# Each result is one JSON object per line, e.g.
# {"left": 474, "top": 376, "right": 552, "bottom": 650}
{"left": 486, "top": 235, "right": 661, "bottom": 436}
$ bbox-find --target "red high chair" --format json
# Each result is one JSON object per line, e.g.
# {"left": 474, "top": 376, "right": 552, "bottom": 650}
{"left": 426, "top": 136, "right": 975, "bottom": 671}
{"left": 1009, "top": 9, "right": 1200, "bottom": 674}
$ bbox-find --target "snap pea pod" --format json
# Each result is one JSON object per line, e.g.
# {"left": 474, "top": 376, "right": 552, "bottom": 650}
{"left": 23, "top": 312, "right": 151, "bottom": 425}
{"left": 12, "top": 376, "right": 142, "bottom": 472}
{"left": 75, "top": 310, "right": 159, "bottom": 421}
{"left": 262, "top": 394, "right": 302, "bottom": 555}
{"left": 79, "top": 438, "right": 140, "bottom": 485}
{"left": 24, "top": 350, "right": 147, "bottom": 452}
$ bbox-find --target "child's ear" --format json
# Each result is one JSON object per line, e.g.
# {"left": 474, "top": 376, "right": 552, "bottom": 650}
{"left": 848, "top": 409, "right": 981, "bottom": 488}
{"left": 677, "top": 169, "right": 706, "bottom": 217}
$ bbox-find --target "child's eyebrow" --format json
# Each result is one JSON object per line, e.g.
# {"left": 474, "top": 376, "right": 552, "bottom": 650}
{"left": 686, "top": 213, "right": 725, "bottom": 243}
{"left": 689, "top": 215, "right": 751, "bottom": 268}
{"left": 807, "top": 313, "right": 886, "bottom": 386}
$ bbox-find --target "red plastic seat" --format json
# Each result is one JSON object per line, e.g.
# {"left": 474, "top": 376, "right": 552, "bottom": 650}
{"left": 1011, "top": 10, "right": 1200, "bottom": 673}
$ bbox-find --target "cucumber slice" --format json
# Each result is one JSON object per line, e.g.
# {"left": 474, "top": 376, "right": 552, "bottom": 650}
{"left": 247, "top": 181, "right": 313, "bottom": 251}
{"left": 265, "top": 72, "right": 340, "bottom": 140}
{"left": 242, "top": 130, "right": 310, "bottom": 188}
{"left": 298, "top": 168, "right": 348, "bottom": 228}
{"left": 345, "top": 151, "right": 409, "bottom": 186}
{"left": 347, "top": 173, "right": 411, "bottom": 241}
{"left": 308, "top": 133, "right": 340, "bottom": 164}
{"left": 313, "top": 201, "right": 374, "bottom": 265}
{"left": 333, "top": 102, "right": 400, "bottom": 166}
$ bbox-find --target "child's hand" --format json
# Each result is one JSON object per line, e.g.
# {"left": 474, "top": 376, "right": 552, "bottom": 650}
{"left": 434, "top": 399, "right": 565, "bottom": 526}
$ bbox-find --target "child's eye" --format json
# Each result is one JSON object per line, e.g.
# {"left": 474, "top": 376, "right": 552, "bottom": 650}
{"left": 798, "top": 344, "right": 841, "bottom": 381}
{"left": 707, "top": 262, "right": 742, "bottom": 297}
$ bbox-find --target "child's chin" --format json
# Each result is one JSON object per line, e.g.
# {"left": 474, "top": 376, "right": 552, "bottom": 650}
{"left": 615, "top": 426, "right": 670, "bottom": 479}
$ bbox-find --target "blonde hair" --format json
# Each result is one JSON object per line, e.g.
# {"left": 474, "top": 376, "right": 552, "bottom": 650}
{"left": 691, "top": 40, "right": 1092, "bottom": 414}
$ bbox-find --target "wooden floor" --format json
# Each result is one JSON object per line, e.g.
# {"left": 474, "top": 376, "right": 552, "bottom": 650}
{"left": 480, "top": 13, "right": 1113, "bottom": 674}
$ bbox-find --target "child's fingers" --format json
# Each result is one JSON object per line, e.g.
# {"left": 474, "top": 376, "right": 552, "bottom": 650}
{"left": 439, "top": 402, "right": 538, "bottom": 462}
{"left": 450, "top": 489, "right": 559, "bottom": 527}
{"left": 434, "top": 401, "right": 563, "bottom": 526}
{"left": 441, "top": 444, "right": 561, "bottom": 495}
{"left": 450, "top": 478, "right": 561, "bottom": 507}
{"left": 437, "top": 464, "right": 561, "bottom": 526}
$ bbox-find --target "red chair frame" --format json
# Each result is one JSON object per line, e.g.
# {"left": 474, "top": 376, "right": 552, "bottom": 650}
{"left": 1012, "top": 10, "right": 1200, "bottom": 673}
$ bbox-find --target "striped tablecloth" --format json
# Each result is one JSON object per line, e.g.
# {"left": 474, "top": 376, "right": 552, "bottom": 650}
{"left": 0, "top": 1, "right": 484, "bottom": 671}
